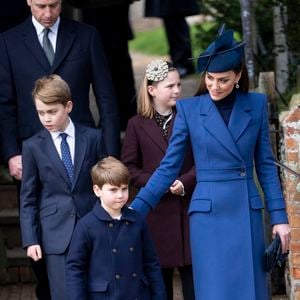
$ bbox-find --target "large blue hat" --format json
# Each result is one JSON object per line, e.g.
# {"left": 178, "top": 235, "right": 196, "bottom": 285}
{"left": 197, "top": 26, "right": 245, "bottom": 73}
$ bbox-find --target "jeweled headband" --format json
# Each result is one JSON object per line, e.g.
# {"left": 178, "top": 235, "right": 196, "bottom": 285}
{"left": 145, "top": 60, "right": 169, "bottom": 82}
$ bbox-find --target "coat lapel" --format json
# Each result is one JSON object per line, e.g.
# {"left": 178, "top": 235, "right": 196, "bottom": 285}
{"left": 141, "top": 118, "right": 168, "bottom": 152}
{"left": 199, "top": 94, "right": 243, "bottom": 161}
{"left": 72, "top": 125, "right": 87, "bottom": 190}
{"left": 39, "top": 129, "right": 71, "bottom": 187}
{"left": 51, "top": 18, "right": 75, "bottom": 72}
{"left": 228, "top": 92, "right": 252, "bottom": 142}
{"left": 22, "top": 18, "right": 51, "bottom": 71}
{"left": 166, "top": 112, "right": 176, "bottom": 141}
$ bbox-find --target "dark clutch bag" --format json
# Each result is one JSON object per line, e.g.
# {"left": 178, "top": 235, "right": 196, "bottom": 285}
{"left": 264, "top": 234, "right": 288, "bottom": 272}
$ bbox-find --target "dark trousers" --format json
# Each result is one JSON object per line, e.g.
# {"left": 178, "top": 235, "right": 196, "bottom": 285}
{"left": 162, "top": 265, "right": 195, "bottom": 300}
{"left": 163, "top": 16, "right": 195, "bottom": 72}
{"left": 30, "top": 258, "right": 51, "bottom": 300}
{"left": 16, "top": 180, "right": 51, "bottom": 300}
{"left": 45, "top": 251, "right": 68, "bottom": 300}
{"left": 82, "top": 3, "right": 136, "bottom": 131}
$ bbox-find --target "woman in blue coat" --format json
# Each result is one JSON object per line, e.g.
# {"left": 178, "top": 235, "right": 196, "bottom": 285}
{"left": 131, "top": 27, "right": 291, "bottom": 299}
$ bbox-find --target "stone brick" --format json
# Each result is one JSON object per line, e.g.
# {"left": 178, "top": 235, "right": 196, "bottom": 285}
{"left": 294, "top": 290, "right": 300, "bottom": 300}
{"left": 285, "top": 137, "right": 299, "bottom": 149}
{"left": 292, "top": 268, "right": 300, "bottom": 279}
{"left": 287, "top": 151, "right": 299, "bottom": 162}
{"left": 292, "top": 230, "right": 300, "bottom": 242}
{"left": 290, "top": 215, "right": 300, "bottom": 228}
{"left": 291, "top": 254, "right": 300, "bottom": 267}
{"left": 294, "top": 192, "right": 300, "bottom": 202}
{"left": 285, "top": 109, "right": 300, "bottom": 123}
{"left": 290, "top": 242, "right": 300, "bottom": 253}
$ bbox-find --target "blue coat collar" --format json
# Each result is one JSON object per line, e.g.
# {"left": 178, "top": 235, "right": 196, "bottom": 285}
{"left": 92, "top": 201, "right": 137, "bottom": 222}
{"left": 198, "top": 92, "right": 251, "bottom": 162}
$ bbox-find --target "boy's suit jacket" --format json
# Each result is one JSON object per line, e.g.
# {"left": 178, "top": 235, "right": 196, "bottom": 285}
{"left": 20, "top": 124, "right": 106, "bottom": 254}
{"left": 0, "top": 17, "right": 120, "bottom": 160}
{"left": 66, "top": 202, "right": 166, "bottom": 300}
{"left": 121, "top": 113, "right": 195, "bottom": 267}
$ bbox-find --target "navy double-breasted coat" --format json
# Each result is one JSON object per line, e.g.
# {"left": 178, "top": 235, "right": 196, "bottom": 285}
{"left": 66, "top": 202, "right": 166, "bottom": 300}
{"left": 131, "top": 92, "right": 288, "bottom": 299}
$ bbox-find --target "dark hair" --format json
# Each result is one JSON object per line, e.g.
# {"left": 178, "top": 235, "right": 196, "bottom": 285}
{"left": 194, "top": 63, "right": 249, "bottom": 96}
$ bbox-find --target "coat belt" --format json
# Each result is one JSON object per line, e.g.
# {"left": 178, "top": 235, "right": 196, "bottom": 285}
{"left": 196, "top": 166, "right": 254, "bottom": 181}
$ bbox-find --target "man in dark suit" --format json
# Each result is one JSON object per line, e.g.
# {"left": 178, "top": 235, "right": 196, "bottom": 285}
{"left": 0, "top": 0, "right": 119, "bottom": 181}
{"left": 145, "top": 0, "right": 200, "bottom": 77}
{"left": 20, "top": 74, "right": 106, "bottom": 300}
{"left": 0, "top": 0, "right": 119, "bottom": 298}
{"left": 66, "top": 0, "right": 137, "bottom": 131}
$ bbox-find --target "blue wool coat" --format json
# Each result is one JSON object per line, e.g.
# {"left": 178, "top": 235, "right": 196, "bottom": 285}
{"left": 131, "top": 92, "right": 288, "bottom": 300}
{"left": 66, "top": 202, "right": 166, "bottom": 300}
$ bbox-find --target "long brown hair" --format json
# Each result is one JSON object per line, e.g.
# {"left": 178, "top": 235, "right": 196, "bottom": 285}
{"left": 194, "top": 64, "right": 249, "bottom": 96}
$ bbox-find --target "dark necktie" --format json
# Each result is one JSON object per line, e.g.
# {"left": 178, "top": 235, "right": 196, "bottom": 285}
{"left": 60, "top": 133, "right": 74, "bottom": 183}
{"left": 43, "top": 27, "right": 54, "bottom": 65}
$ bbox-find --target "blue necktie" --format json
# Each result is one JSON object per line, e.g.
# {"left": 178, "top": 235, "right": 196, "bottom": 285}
{"left": 60, "top": 133, "right": 74, "bottom": 183}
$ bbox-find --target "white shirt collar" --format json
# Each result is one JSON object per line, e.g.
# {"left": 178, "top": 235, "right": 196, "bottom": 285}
{"left": 50, "top": 118, "right": 75, "bottom": 141}
{"left": 32, "top": 16, "right": 60, "bottom": 36}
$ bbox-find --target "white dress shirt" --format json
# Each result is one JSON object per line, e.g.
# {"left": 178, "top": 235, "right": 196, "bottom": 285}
{"left": 32, "top": 16, "right": 60, "bottom": 52}
{"left": 49, "top": 119, "right": 75, "bottom": 164}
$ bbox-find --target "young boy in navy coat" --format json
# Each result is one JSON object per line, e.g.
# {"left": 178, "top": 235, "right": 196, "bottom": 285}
{"left": 66, "top": 156, "right": 166, "bottom": 300}
{"left": 20, "top": 74, "right": 106, "bottom": 300}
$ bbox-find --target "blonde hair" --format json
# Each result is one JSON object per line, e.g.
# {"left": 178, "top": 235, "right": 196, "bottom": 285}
{"left": 32, "top": 74, "right": 71, "bottom": 106}
{"left": 137, "top": 61, "right": 176, "bottom": 118}
{"left": 91, "top": 156, "right": 130, "bottom": 188}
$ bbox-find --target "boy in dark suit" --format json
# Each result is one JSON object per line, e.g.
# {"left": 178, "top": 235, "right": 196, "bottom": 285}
{"left": 66, "top": 157, "right": 166, "bottom": 300}
{"left": 20, "top": 74, "right": 106, "bottom": 300}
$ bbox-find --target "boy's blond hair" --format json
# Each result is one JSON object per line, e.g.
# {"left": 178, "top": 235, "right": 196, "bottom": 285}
{"left": 32, "top": 74, "right": 71, "bottom": 106}
{"left": 91, "top": 157, "right": 130, "bottom": 188}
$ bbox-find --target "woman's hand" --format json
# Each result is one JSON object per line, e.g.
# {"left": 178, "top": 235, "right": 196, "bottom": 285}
{"left": 170, "top": 180, "right": 184, "bottom": 196}
{"left": 272, "top": 224, "right": 291, "bottom": 253}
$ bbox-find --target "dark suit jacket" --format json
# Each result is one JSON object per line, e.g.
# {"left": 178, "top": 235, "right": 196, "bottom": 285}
{"left": 145, "top": 0, "right": 199, "bottom": 17}
{"left": 121, "top": 114, "right": 195, "bottom": 267}
{"left": 0, "top": 17, "right": 120, "bottom": 161}
{"left": 20, "top": 124, "right": 106, "bottom": 254}
{"left": 66, "top": 202, "right": 166, "bottom": 300}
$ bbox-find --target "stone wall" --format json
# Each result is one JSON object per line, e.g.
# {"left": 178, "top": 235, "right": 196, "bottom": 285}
{"left": 279, "top": 94, "right": 300, "bottom": 299}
